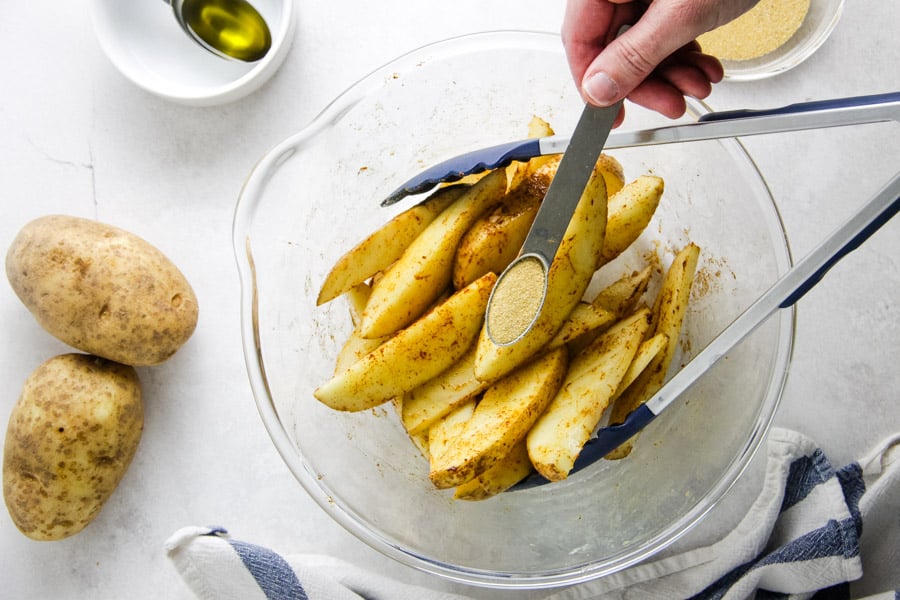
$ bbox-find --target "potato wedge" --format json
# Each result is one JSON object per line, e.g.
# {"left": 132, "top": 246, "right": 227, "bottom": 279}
{"left": 606, "top": 243, "right": 700, "bottom": 459}
{"left": 317, "top": 185, "right": 466, "bottom": 305}
{"left": 563, "top": 308, "right": 653, "bottom": 384}
{"left": 597, "top": 154, "right": 625, "bottom": 198}
{"left": 508, "top": 116, "right": 558, "bottom": 188}
{"left": 359, "top": 169, "right": 507, "bottom": 338}
{"left": 333, "top": 328, "right": 387, "bottom": 375}
{"left": 453, "top": 440, "right": 533, "bottom": 500}
{"left": 402, "top": 295, "right": 616, "bottom": 435}
{"left": 548, "top": 302, "right": 618, "bottom": 348}
{"left": 527, "top": 309, "right": 650, "bottom": 481}
{"left": 614, "top": 332, "right": 668, "bottom": 398}
{"left": 591, "top": 266, "right": 653, "bottom": 317}
{"left": 454, "top": 154, "right": 631, "bottom": 290}
{"left": 523, "top": 152, "right": 622, "bottom": 197}
{"left": 314, "top": 272, "right": 496, "bottom": 411}
{"left": 452, "top": 164, "right": 555, "bottom": 289}
{"left": 345, "top": 282, "right": 372, "bottom": 327}
{"left": 568, "top": 266, "right": 653, "bottom": 355}
{"left": 400, "top": 344, "right": 487, "bottom": 435}
{"left": 406, "top": 429, "right": 431, "bottom": 459}
{"left": 428, "top": 401, "right": 476, "bottom": 465}
{"left": 598, "top": 175, "right": 664, "bottom": 267}
{"left": 474, "top": 162, "right": 608, "bottom": 382}
{"left": 430, "top": 347, "right": 568, "bottom": 489}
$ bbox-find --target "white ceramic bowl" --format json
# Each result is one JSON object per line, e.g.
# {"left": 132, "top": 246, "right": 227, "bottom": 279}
{"left": 233, "top": 31, "right": 794, "bottom": 589}
{"left": 714, "top": 0, "right": 845, "bottom": 81}
{"left": 89, "top": 0, "right": 295, "bottom": 106}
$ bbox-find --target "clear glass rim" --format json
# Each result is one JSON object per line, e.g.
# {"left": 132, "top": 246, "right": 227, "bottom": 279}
{"left": 232, "top": 30, "right": 795, "bottom": 589}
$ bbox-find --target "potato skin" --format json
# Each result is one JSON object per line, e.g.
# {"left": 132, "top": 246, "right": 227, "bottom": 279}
{"left": 3, "top": 354, "right": 143, "bottom": 541}
{"left": 5, "top": 215, "right": 198, "bottom": 366}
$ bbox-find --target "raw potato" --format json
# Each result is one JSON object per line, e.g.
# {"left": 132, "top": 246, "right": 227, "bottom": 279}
{"left": 314, "top": 272, "right": 496, "bottom": 411}
{"left": 312, "top": 115, "right": 699, "bottom": 498}
{"left": 317, "top": 185, "right": 467, "bottom": 305}
{"left": 5, "top": 215, "right": 198, "bottom": 367}
{"left": 452, "top": 164, "right": 554, "bottom": 289}
{"left": 567, "top": 266, "right": 653, "bottom": 355}
{"left": 3, "top": 354, "right": 143, "bottom": 541}
{"left": 427, "top": 401, "right": 477, "bottom": 466}
{"left": 345, "top": 282, "right": 372, "bottom": 327}
{"left": 359, "top": 169, "right": 508, "bottom": 339}
{"left": 400, "top": 344, "right": 487, "bottom": 436}
{"left": 452, "top": 155, "right": 633, "bottom": 290}
{"left": 453, "top": 440, "right": 534, "bottom": 500}
{"left": 509, "top": 116, "right": 558, "bottom": 186}
{"left": 332, "top": 329, "right": 386, "bottom": 375}
{"left": 527, "top": 309, "right": 650, "bottom": 481}
{"left": 547, "top": 302, "right": 617, "bottom": 348}
{"left": 400, "top": 300, "right": 597, "bottom": 436}
{"left": 592, "top": 266, "right": 652, "bottom": 316}
{"left": 429, "top": 347, "right": 567, "bottom": 489}
{"left": 606, "top": 243, "right": 701, "bottom": 459}
{"left": 599, "top": 176, "right": 664, "bottom": 266}
{"left": 474, "top": 161, "right": 609, "bottom": 382}
{"left": 614, "top": 333, "right": 668, "bottom": 398}
{"left": 596, "top": 154, "right": 626, "bottom": 198}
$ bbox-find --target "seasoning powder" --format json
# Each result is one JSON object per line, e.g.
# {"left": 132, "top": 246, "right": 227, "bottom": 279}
{"left": 697, "top": 0, "right": 811, "bottom": 61}
{"left": 487, "top": 256, "right": 545, "bottom": 344}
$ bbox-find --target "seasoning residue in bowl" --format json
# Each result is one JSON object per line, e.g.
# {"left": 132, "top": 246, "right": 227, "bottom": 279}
{"left": 698, "top": 0, "right": 811, "bottom": 61}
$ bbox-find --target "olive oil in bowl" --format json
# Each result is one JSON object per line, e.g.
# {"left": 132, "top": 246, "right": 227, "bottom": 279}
{"left": 180, "top": 0, "right": 272, "bottom": 62}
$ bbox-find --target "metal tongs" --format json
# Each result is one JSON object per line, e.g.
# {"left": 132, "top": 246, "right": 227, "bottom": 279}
{"left": 510, "top": 92, "right": 900, "bottom": 489}
{"left": 379, "top": 91, "right": 900, "bottom": 490}
{"left": 382, "top": 92, "right": 900, "bottom": 206}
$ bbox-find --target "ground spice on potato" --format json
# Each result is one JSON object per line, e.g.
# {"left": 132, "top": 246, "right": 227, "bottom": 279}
{"left": 698, "top": 0, "right": 811, "bottom": 61}
{"left": 487, "top": 256, "right": 545, "bottom": 344}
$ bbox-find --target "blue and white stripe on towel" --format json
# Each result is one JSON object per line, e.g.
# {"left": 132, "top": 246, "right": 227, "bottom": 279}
{"left": 224, "top": 529, "right": 310, "bottom": 600}
{"left": 166, "top": 525, "right": 472, "bottom": 600}
{"left": 687, "top": 449, "right": 866, "bottom": 600}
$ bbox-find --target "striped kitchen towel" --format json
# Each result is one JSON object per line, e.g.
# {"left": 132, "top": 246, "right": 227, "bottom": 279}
{"left": 166, "top": 428, "right": 900, "bottom": 600}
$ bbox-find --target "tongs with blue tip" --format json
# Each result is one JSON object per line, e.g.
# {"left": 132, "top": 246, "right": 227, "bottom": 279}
{"left": 513, "top": 168, "right": 900, "bottom": 490}
{"left": 382, "top": 92, "right": 900, "bottom": 207}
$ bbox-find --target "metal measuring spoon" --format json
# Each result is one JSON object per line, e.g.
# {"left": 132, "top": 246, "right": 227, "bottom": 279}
{"left": 485, "top": 101, "right": 622, "bottom": 346}
{"left": 169, "top": 0, "right": 272, "bottom": 62}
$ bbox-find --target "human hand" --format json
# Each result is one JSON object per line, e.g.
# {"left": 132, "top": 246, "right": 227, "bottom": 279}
{"left": 562, "top": 0, "right": 759, "bottom": 122}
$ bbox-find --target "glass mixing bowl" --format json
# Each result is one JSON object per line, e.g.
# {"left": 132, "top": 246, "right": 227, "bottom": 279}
{"left": 233, "top": 31, "right": 794, "bottom": 589}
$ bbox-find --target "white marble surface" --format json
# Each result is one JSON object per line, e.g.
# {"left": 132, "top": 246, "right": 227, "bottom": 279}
{"left": 1, "top": 2, "right": 898, "bottom": 598}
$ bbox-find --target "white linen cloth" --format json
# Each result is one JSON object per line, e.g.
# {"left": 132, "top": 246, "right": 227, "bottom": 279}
{"left": 166, "top": 428, "right": 900, "bottom": 600}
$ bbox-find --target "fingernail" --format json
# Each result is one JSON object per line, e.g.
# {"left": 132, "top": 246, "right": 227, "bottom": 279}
{"left": 583, "top": 72, "right": 619, "bottom": 106}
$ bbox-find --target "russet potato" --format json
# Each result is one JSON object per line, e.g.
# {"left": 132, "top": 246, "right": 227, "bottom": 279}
{"left": 5, "top": 215, "right": 198, "bottom": 367}
{"left": 3, "top": 354, "right": 143, "bottom": 541}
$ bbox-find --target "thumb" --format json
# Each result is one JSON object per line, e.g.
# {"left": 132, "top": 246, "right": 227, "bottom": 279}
{"left": 581, "top": 8, "right": 699, "bottom": 106}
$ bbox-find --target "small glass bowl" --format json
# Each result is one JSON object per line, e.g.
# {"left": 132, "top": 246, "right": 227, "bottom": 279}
{"left": 710, "top": 0, "right": 845, "bottom": 81}
{"left": 233, "top": 31, "right": 794, "bottom": 589}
